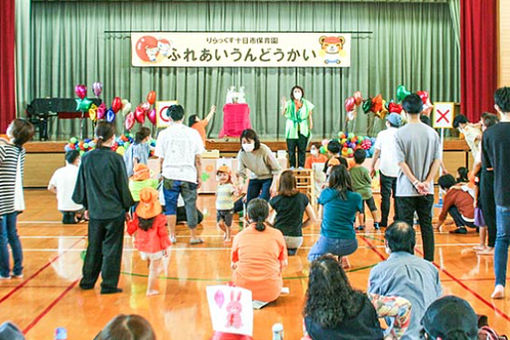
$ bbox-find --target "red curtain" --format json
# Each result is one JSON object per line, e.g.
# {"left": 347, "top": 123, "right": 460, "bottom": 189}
{"left": 0, "top": 0, "right": 16, "bottom": 133}
{"left": 460, "top": 0, "right": 498, "bottom": 122}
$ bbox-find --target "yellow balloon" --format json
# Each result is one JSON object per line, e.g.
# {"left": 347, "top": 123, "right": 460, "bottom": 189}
{"left": 88, "top": 104, "right": 97, "bottom": 122}
{"left": 116, "top": 146, "right": 125, "bottom": 156}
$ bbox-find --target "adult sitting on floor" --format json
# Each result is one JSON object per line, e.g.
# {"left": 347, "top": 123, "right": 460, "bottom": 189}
{"left": 231, "top": 199, "right": 287, "bottom": 303}
{"left": 436, "top": 174, "right": 475, "bottom": 234}
{"left": 368, "top": 221, "right": 442, "bottom": 340}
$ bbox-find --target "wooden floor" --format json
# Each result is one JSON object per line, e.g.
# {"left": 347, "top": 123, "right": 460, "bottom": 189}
{"left": 1, "top": 190, "right": 510, "bottom": 339}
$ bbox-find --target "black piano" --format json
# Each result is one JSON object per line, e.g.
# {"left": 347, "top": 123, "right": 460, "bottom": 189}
{"left": 26, "top": 98, "right": 102, "bottom": 140}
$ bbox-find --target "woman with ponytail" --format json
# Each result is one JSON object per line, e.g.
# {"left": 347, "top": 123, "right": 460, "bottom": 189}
{"left": 231, "top": 199, "right": 287, "bottom": 302}
{"left": 73, "top": 122, "right": 134, "bottom": 294}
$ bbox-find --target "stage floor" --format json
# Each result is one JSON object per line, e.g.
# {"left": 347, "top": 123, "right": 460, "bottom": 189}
{"left": 1, "top": 190, "right": 508, "bottom": 339}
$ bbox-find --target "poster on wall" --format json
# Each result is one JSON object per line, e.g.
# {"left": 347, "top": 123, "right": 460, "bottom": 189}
{"left": 155, "top": 100, "right": 178, "bottom": 128}
{"left": 433, "top": 102, "right": 454, "bottom": 129}
{"left": 132, "top": 32, "right": 351, "bottom": 68}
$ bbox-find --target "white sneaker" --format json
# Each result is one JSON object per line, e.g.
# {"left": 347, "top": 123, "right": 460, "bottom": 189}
{"left": 12, "top": 273, "right": 23, "bottom": 279}
{"left": 0, "top": 275, "right": 11, "bottom": 280}
{"left": 170, "top": 236, "right": 177, "bottom": 244}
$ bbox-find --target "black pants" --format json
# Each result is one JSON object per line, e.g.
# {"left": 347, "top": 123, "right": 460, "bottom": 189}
{"left": 448, "top": 206, "right": 476, "bottom": 228}
{"left": 380, "top": 173, "right": 398, "bottom": 227}
{"left": 62, "top": 211, "right": 77, "bottom": 224}
{"left": 287, "top": 134, "right": 308, "bottom": 168}
{"left": 396, "top": 195, "right": 435, "bottom": 262}
{"left": 176, "top": 207, "right": 203, "bottom": 224}
{"left": 80, "top": 214, "right": 125, "bottom": 292}
{"left": 480, "top": 170, "right": 497, "bottom": 247}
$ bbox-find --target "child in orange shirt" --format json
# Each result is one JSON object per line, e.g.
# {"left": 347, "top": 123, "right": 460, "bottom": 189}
{"left": 127, "top": 187, "right": 171, "bottom": 296}
{"left": 304, "top": 143, "right": 328, "bottom": 169}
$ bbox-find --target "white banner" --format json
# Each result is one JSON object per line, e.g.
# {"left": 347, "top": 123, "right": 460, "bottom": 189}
{"left": 131, "top": 32, "right": 351, "bottom": 67}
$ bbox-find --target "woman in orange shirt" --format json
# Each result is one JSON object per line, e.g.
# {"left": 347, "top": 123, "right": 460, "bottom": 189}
{"left": 189, "top": 105, "right": 216, "bottom": 145}
{"left": 231, "top": 199, "right": 288, "bottom": 303}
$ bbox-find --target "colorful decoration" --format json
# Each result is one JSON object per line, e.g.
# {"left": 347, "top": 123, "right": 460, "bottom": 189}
{"left": 327, "top": 132, "right": 378, "bottom": 158}
{"left": 64, "top": 133, "right": 156, "bottom": 157}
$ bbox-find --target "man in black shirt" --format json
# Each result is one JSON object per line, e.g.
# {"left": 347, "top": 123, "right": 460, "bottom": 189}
{"left": 482, "top": 86, "right": 510, "bottom": 299}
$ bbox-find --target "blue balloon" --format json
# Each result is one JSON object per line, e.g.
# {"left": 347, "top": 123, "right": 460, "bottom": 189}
{"left": 106, "top": 109, "right": 116, "bottom": 123}
{"left": 64, "top": 145, "right": 72, "bottom": 152}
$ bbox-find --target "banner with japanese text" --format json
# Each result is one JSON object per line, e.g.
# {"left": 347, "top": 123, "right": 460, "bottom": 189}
{"left": 131, "top": 32, "right": 351, "bottom": 67}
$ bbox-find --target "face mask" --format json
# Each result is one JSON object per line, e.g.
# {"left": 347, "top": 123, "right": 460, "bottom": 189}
{"left": 242, "top": 143, "right": 255, "bottom": 152}
{"left": 311, "top": 149, "right": 318, "bottom": 156}
{"left": 385, "top": 246, "right": 391, "bottom": 255}
{"left": 293, "top": 91, "right": 302, "bottom": 100}
{"left": 6, "top": 124, "right": 13, "bottom": 140}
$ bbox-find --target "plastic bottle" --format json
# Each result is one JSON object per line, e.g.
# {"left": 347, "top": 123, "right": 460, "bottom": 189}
{"left": 54, "top": 327, "right": 67, "bottom": 340}
{"left": 272, "top": 323, "right": 284, "bottom": 340}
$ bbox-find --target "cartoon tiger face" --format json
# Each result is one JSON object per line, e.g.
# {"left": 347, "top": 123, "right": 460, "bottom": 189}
{"left": 319, "top": 36, "right": 345, "bottom": 55}
{"left": 158, "top": 39, "right": 171, "bottom": 57}
{"left": 146, "top": 47, "right": 160, "bottom": 62}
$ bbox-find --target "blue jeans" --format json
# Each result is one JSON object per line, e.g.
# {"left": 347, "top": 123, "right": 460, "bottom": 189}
{"left": 246, "top": 178, "right": 273, "bottom": 204}
{"left": 307, "top": 235, "right": 358, "bottom": 262}
{"left": 0, "top": 212, "right": 23, "bottom": 277}
{"left": 162, "top": 179, "right": 198, "bottom": 228}
{"left": 495, "top": 205, "right": 510, "bottom": 286}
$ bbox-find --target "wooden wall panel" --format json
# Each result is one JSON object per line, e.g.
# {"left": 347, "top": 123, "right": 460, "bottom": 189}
{"left": 24, "top": 154, "right": 65, "bottom": 187}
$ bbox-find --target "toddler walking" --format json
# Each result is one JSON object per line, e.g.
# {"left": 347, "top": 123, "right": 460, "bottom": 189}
{"left": 216, "top": 165, "right": 236, "bottom": 242}
{"left": 127, "top": 187, "right": 171, "bottom": 296}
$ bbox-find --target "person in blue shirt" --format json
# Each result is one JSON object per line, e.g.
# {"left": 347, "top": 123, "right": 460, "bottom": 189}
{"left": 308, "top": 165, "right": 362, "bottom": 263}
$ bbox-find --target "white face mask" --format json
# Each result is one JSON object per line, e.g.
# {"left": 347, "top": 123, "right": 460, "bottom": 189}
{"left": 6, "top": 124, "right": 13, "bottom": 140}
{"left": 311, "top": 149, "right": 318, "bottom": 156}
{"left": 385, "top": 246, "right": 391, "bottom": 255}
{"left": 242, "top": 143, "right": 255, "bottom": 152}
{"left": 293, "top": 90, "right": 302, "bottom": 100}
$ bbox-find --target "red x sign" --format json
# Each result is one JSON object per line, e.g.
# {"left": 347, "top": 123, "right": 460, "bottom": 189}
{"left": 437, "top": 109, "right": 450, "bottom": 123}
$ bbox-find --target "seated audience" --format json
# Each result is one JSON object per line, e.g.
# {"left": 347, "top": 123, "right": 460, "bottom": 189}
{"left": 48, "top": 150, "right": 85, "bottom": 224}
{"left": 94, "top": 314, "right": 156, "bottom": 340}
{"left": 303, "top": 255, "right": 411, "bottom": 340}
{"left": 269, "top": 170, "right": 317, "bottom": 255}
{"left": 308, "top": 165, "right": 362, "bottom": 264}
{"left": 231, "top": 199, "right": 287, "bottom": 303}
{"left": 436, "top": 174, "right": 475, "bottom": 234}
{"left": 368, "top": 221, "right": 442, "bottom": 340}
{"left": 421, "top": 296, "right": 478, "bottom": 340}
{"left": 305, "top": 143, "right": 328, "bottom": 169}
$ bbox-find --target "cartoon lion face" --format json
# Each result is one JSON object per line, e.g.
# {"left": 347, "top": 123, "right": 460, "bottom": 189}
{"left": 319, "top": 36, "right": 345, "bottom": 55}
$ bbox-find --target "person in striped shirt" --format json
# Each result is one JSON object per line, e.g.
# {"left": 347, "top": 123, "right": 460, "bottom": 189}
{"left": 216, "top": 165, "right": 237, "bottom": 242}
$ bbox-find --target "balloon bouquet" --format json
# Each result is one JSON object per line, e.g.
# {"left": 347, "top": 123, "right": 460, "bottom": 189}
{"left": 125, "top": 91, "right": 157, "bottom": 131}
{"left": 318, "top": 133, "right": 377, "bottom": 159}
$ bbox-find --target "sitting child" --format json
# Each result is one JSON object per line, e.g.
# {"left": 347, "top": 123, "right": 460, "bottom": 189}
{"left": 349, "top": 149, "right": 380, "bottom": 230}
{"left": 305, "top": 143, "right": 328, "bottom": 169}
{"left": 216, "top": 165, "right": 236, "bottom": 242}
{"left": 129, "top": 163, "right": 158, "bottom": 211}
{"left": 436, "top": 174, "right": 475, "bottom": 234}
{"left": 127, "top": 188, "right": 171, "bottom": 296}
{"left": 48, "top": 150, "right": 85, "bottom": 224}
{"left": 269, "top": 170, "right": 317, "bottom": 255}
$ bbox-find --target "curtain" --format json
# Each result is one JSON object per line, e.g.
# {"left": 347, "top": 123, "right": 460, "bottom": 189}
{"left": 15, "top": 0, "right": 31, "bottom": 120}
{"left": 24, "top": 1, "right": 459, "bottom": 140}
{"left": 460, "top": 0, "right": 497, "bottom": 122}
{"left": 0, "top": 0, "right": 16, "bottom": 133}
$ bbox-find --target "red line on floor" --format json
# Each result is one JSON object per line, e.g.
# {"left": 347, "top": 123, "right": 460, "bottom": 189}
{"left": 413, "top": 248, "right": 510, "bottom": 323}
{"left": 0, "top": 237, "right": 84, "bottom": 304}
{"left": 359, "top": 236, "right": 387, "bottom": 261}
{"left": 22, "top": 279, "right": 78, "bottom": 334}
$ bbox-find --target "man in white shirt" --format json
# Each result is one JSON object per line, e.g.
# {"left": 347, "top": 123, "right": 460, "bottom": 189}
{"left": 370, "top": 113, "right": 402, "bottom": 228}
{"left": 155, "top": 105, "right": 205, "bottom": 244}
{"left": 48, "top": 150, "right": 84, "bottom": 224}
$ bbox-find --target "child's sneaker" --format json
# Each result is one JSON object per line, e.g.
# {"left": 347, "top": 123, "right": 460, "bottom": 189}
{"left": 356, "top": 225, "right": 365, "bottom": 231}
{"left": 373, "top": 222, "right": 380, "bottom": 230}
{"left": 0, "top": 274, "right": 11, "bottom": 280}
{"left": 12, "top": 273, "right": 23, "bottom": 279}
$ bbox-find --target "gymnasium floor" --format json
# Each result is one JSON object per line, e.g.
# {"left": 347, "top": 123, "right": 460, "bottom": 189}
{"left": 1, "top": 190, "right": 509, "bottom": 339}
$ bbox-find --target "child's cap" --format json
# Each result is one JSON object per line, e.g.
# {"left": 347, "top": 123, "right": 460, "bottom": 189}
{"left": 136, "top": 188, "right": 162, "bottom": 219}
{"left": 328, "top": 158, "right": 340, "bottom": 167}
{"left": 132, "top": 163, "right": 150, "bottom": 181}
{"left": 216, "top": 165, "right": 231, "bottom": 175}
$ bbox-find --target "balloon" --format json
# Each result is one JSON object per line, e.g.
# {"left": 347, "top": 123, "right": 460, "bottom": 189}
{"left": 353, "top": 91, "right": 363, "bottom": 106}
{"left": 135, "top": 106, "right": 146, "bottom": 124}
{"left": 141, "top": 101, "right": 151, "bottom": 112}
{"left": 125, "top": 112, "right": 135, "bottom": 130}
{"left": 75, "top": 84, "right": 87, "bottom": 99}
{"left": 121, "top": 99, "right": 132, "bottom": 116}
{"left": 347, "top": 110, "right": 357, "bottom": 121}
{"left": 116, "top": 146, "right": 125, "bottom": 156}
{"left": 88, "top": 104, "right": 97, "bottom": 122}
{"left": 376, "top": 99, "right": 388, "bottom": 119}
{"left": 416, "top": 90, "right": 429, "bottom": 105}
{"left": 321, "top": 139, "right": 329, "bottom": 147}
{"left": 92, "top": 82, "right": 103, "bottom": 97}
{"left": 146, "top": 91, "right": 156, "bottom": 105}
{"left": 396, "top": 85, "right": 412, "bottom": 102}
{"left": 214, "top": 290, "right": 225, "bottom": 309}
{"left": 111, "top": 97, "right": 122, "bottom": 113}
{"left": 106, "top": 109, "right": 116, "bottom": 123}
{"left": 147, "top": 108, "right": 157, "bottom": 125}
{"left": 362, "top": 98, "right": 372, "bottom": 113}
{"left": 388, "top": 102, "right": 403, "bottom": 114}
{"left": 70, "top": 137, "right": 77, "bottom": 144}
{"left": 97, "top": 103, "right": 106, "bottom": 120}
{"left": 371, "top": 94, "right": 383, "bottom": 114}
{"left": 75, "top": 98, "right": 93, "bottom": 112}
{"left": 319, "top": 146, "right": 327, "bottom": 154}
{"left": 344, "top": 96, "right": 355, "bottom": 113}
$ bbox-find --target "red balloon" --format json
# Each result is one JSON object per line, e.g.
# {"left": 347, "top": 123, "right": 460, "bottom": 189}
{"left": 75, "top": 85, "right": 87, "bottom": 99}
{"left": 111, "top": 97, "right": 123, "bottom": 113}
{"left": 388, "top": 102, "right": 403, "bottom": 114}
{"left": 146, "top": 91, "right": 156, "bottom": 105}
{"left": 141, "top": 101, "right": 151, "bottom": 112}
{"left": 125, "top": 112, "right": 135, "bottom": 130}
{"left": 147, "top": 108, "right": 157, "bottom": 125}
{"left": 135, "top": 106, "right": 146, "bottom": 124}
{"left": 344, "top": 96, "right": 356, "bottom": 113}
{"left": 416, "top": 91, "right": 429, "bottom": 105}
{"left": 353, "top": 91, "right": 363, "bottom": 106}
{"left": 97, "top": 103, "right": 106, "bottom": 120}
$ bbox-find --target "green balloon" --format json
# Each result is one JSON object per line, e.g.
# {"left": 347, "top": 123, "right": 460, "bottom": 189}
{"left": 362, "top": 98, "right": 372, "bottom": 113}
{"left": 396, "top": 85, "right": 412, "bottom": 102}
{"left": 319, "top": 146, "right": 327, "bottom": 154}
{"left": 70, "top": 137, "right": 77, "bottom": 144}
{"left": 76, "top": 98, "right": 93, "bottom": 112}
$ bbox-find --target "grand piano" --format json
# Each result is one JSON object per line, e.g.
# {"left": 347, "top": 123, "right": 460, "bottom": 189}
{"left": 26, "top": 98, "right": 102, "bottom": 140}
